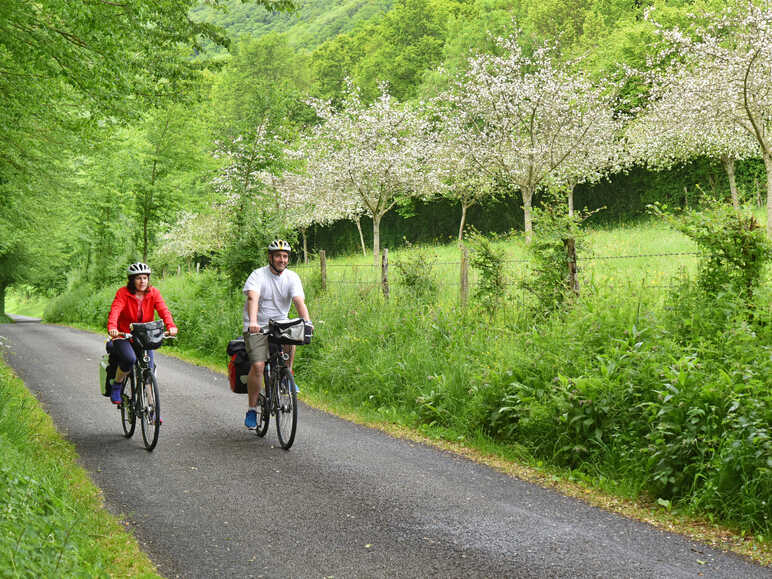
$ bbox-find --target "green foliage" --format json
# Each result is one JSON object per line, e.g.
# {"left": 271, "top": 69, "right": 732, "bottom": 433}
{"left": 466, "top": 231, "right": 508, "bottom": 316}
{"left": 394, "top": 243, "right": 439, "bottom": 300}
{"left": 651, "top": 201, "right": 772, "bottom": 304}
{"left": 191, "top": 0, "right": 389, "bottom": 51}
{"left": 521, "top": 202, "right": 595, "bottom": 313}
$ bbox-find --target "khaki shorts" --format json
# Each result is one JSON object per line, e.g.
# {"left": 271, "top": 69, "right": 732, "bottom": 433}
{"left": 243, "top": 331, "right": 269, "bottom": 364}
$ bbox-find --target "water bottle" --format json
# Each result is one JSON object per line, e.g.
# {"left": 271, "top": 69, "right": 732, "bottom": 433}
{"left": 99, "top": 354, "right": 110, "bottom": 396}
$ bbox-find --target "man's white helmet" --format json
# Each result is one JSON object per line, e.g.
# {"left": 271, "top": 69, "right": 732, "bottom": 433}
{"left": 267, "top": 239, "right": 292, "bottom": 253}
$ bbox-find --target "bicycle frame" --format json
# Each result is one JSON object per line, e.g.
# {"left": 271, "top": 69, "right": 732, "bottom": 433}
{"left": 256, "top": 337, "right": 297, "bottom": 449}
{"left": 115, "top": 326, "right": 171, "bottom": 451}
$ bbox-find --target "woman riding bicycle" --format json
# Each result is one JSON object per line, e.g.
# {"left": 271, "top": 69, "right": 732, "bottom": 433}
{"left": 106, "top": 262, "right": 178, "bottom": 404}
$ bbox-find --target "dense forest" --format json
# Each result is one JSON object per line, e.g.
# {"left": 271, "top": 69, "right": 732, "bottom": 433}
{"left": 1, "top": 0, "right": 769, "bottom": 308}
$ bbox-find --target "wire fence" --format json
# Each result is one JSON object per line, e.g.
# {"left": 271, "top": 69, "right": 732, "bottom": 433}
{"left": 290, "top": 250, "right": 718, "bottom": 303}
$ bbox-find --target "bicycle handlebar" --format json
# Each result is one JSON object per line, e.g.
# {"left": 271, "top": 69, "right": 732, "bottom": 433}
{"left": 110, "top": 331, "right": 176, "bottom": 340}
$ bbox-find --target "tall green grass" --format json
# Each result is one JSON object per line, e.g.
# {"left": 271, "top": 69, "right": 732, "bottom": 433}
{"left": 0, "top": 361, "right": 159, "bottom": 576}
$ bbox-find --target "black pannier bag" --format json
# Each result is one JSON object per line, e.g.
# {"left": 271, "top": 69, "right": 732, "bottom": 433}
{"left": 131, "top": 320, "right": 166, "bottom": 350}
{"left": 227, "top": 338, "right": 250, "bottom": 394}
{"left": 269, "top": 318, "right": 313, "bottom": 345}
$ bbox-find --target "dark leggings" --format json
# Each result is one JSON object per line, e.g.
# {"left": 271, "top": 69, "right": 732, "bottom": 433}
{"left": 108, "top": 339, "right": 153, "bottom": 373}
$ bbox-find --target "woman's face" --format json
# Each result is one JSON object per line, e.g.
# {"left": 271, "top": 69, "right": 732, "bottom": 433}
{"left": 133, "top": 274, "right": 150, "bottom": 292}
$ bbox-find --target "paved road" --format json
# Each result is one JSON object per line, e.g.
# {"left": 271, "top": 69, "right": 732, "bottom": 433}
{"left": 1, "top": 321, "right": 768, "bottom": 578}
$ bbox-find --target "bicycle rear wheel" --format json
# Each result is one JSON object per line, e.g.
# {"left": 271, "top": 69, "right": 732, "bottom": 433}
{"left": 140, "top": 371, "right": 161, "bottom": 451}
{"left": 275, "top": 370, "right": 297, "bottom": 450}
{"left": 255, "top": 393, "right": 269, "bottom": 438}
{"left": 120, "top": 372, "right": 136, "bottom": 438}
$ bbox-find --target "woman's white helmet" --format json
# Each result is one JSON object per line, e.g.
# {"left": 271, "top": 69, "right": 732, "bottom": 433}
{"left": 127, "top": 262, "right": 152, "bottom": 276}
{"left": 267, "top": 239, "right": 292, "bottom": 253}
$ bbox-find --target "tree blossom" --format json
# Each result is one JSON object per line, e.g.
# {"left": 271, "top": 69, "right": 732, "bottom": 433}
{"left": 646, "top": 2, "right": 772, "bottom": 235}
{"left": 441, "top": 32, "right": 624, "bottom": 241}
{"left": 307, "top": 82, "right": 434, "bottom": 263}
{"left": 424, "top": 119, "right": 498, "bottom": 243}
{"left": 211, "top": 121, "right": 284, "bottom": 229}
{"left": 627, "top": 9, "right": 760, "bottom": 209}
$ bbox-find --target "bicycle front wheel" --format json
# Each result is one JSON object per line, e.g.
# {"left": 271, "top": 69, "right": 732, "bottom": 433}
{"left": 275, "top": 370, "right": 297, "bottom": 450}
{"left": 140, "top": 372, "right": 161, "bottom": 451}
{"left": 120, "top": 372, "right": 136, "bottom": 438}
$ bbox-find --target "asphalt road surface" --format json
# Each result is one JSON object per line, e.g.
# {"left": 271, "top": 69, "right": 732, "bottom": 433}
{"left": 1, "top": 321, "right": 768, "bottom": 578}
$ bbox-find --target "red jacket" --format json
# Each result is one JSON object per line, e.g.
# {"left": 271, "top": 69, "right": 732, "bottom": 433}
{"left": 107, "top": 286, "right": 177, "bottom": 334}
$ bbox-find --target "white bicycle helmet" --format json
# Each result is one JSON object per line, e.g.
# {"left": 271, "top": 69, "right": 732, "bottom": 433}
{"left": 127, "top": 262, "right": 152, "bottom": 276}
{"left": 267, "top": 239, "right": 292, "bottom": 253}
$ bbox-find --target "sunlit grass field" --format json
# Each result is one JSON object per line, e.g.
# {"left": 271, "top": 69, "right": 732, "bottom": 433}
{"left": 293, "top": 219, "right": 703, "bottom": 306}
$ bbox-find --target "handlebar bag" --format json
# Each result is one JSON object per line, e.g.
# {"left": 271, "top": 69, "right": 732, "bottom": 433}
{"left": 131, "top": 320, "right": 166, "bottom": 350}
{"left": 269, "top": 318, "right": 312, "bottom": 345}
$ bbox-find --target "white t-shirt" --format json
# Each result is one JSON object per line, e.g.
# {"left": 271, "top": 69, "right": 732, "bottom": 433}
{"left": 242, "top": 265, "right": 305, "bottom": 331}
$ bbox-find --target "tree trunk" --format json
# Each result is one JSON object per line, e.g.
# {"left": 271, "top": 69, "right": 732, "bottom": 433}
{"left": 301, "top": 228, "right": 308, "bottom": 264}
{"left": 458, "top": 203, "right": 469, "bottom": 244}
{"left": 0, "top": 282, "right": 5, "bottom": 317}
{"left": 765, "top": 154, "right": 772, "bottom": 239}
{"left": 721, "top": 155, "right": 740, "bottom": 209}
{"left": 522, "top": 188, "right": 534, "bottom": 244}
{"left": 567, "top": 186, "right": 575, "bottom": 218}
{"left": 355, "top": 217, "right": 367, "bottom": 256}
{"left": 372, "top": 214, "right": 382, "bottom": 265}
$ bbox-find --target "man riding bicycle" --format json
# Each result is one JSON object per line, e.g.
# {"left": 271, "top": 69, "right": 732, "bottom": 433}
{"left": 242, "top": 240, "right": 312, "bottom": 429}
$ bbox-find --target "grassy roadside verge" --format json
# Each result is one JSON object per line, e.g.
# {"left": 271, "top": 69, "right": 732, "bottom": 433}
{"left": 0, "top": 359, "right": 160, "bottom": 577}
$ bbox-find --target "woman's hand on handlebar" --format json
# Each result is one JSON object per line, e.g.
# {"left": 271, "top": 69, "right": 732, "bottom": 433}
{"left": 108, "top": 329, "right": 120, "bottom": 339}
{"left": 168, "top": 326, "right": 178, "bottom": 337}
{"left": 248, "top": 323, "right": 261, "bottom": 335}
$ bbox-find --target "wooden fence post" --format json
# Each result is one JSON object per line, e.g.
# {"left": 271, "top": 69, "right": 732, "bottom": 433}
{"left": 460, "top": 246, "right": 469, "bottom": 307}
{"left": 381, "top": 248, "right": 389, "bottom": 299}
{"left": 564, "top": 238, "right": 579, "bottom": 296}
{"left": 320, "top": 250, "right": 327, "bottom": 292}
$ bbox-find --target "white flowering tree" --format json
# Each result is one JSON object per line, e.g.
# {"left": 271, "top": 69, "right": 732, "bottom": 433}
{"left": 426, "top": 126, "right": 497, "bottom": 243}
{"left": 627, "top": 11, "right": 760, "bottom": 209}
{"left": 308, "top": 83, "right": 433, "bottom": 263}
{"left": 442, "top": 33, "right": 624, "bottom": 241}
{"left": 151, "top": 210, "right": 230, "bottom": 269}
{"left": 647, "top": 2, "right": 772, "bottom": 235}
{"left": 271, "top": 165, "right": 360, "bottom": 262}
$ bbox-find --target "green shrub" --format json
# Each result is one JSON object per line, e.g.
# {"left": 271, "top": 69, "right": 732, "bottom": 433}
{"left": 466, "top": 231, "right": 507, "bottom": 316}
{"left": 394, "top": 244, "right": 439, "bottom": 301}
{"left": 521, "top": 203, "right": 598, "bottom": 314}
{"left": 650, "top": 201, "right": 771, "bottom": 305}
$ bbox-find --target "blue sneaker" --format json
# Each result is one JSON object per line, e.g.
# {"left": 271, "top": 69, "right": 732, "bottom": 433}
{"left": 110, "top": 382, "right": 122, "bottom": 404}
{"left": 245, "top": 409, "right": 257, "bottom": 429}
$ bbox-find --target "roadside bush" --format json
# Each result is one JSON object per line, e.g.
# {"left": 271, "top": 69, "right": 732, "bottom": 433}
{"left": 394, "top": 243, "right": 439, "bottom": 301}
{"left": 521, "top": 203, "right": 596, "bottom": 314}
{"left": 650, "top": 201, "right": 771, "bottom": 305}
{"left": 466, "top": 231, "right": 507, "bottom": 316}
